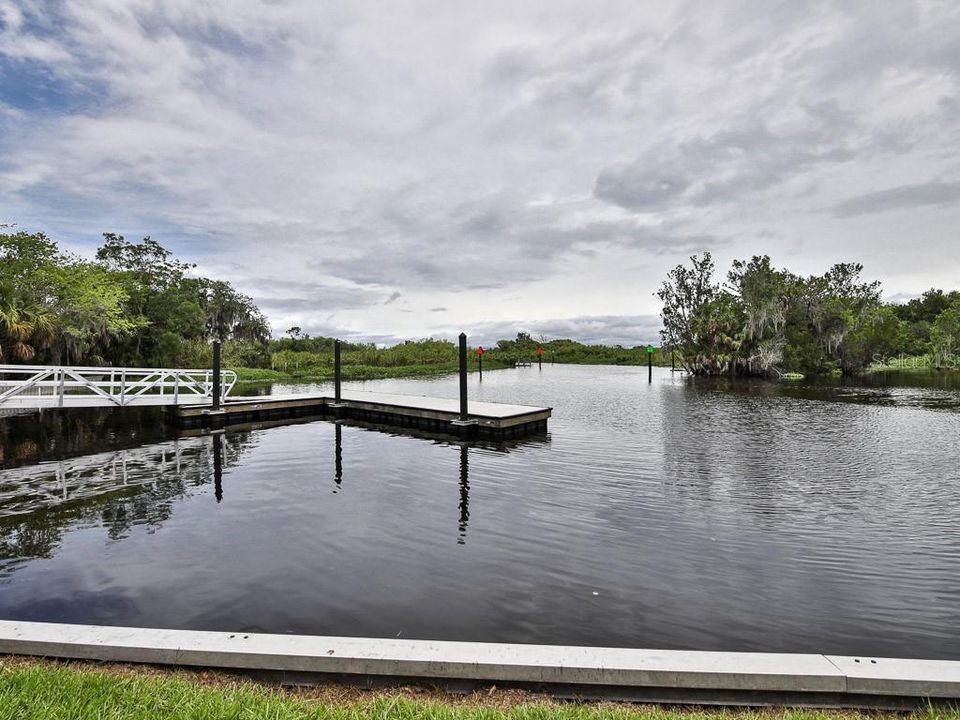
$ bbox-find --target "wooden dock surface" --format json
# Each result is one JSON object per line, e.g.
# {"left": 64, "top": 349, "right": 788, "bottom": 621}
{"left": 172, "top": 390, "right": 551, "bottom": 439}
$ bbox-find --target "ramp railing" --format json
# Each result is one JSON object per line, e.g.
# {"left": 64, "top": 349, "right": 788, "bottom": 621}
{"left": 0, "top": 365, "right": 237, "bottom": 409}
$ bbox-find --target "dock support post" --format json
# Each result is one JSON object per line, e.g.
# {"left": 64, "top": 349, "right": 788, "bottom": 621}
{"left": 459, "top": 332, "right": 468, "bottom": 421}
{"left": 212, "top": 340, "right": 222, "bottom": 411}
{"left": 334, "top": 339, "right": 342, "bottom": 403}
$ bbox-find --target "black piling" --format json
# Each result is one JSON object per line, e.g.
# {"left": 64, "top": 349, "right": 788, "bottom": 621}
{"left": 334, "top": 339, "right": 342, "bottom": 403}
{"left": 211, "top": 340, "right": 222, "bottom": 411}
{"left": 648, "top": 347, "right": 653, "bottom": 383}
{"left": 478, "top": 350, "right": 483, "bottom": 380}
{"left": 459, "top": 332, "right": 468, "bottom": 421}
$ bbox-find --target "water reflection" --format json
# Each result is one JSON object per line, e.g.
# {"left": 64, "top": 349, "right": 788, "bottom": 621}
{"left": 0, "top": 367, "right": 957, "bottom": 658}
{"left": 0, "top": 432, "right": 253, "bottom": 576}
{"left": 0, "top": 416, "right": 508, "bottom": 580}
{"left": 213, "top": 433, "right": 224, "bottom": 503}
{"left": 458, "top": 445, "right": 469, "bottom": 545}
{"left": 334, "top": 423, "right": 343, "bottom": 493}
{"left": 0, "top": 407, "right": 169, "bottom": 469}
{"left": 691, "top": 370, "right": 960, "bottom": 411}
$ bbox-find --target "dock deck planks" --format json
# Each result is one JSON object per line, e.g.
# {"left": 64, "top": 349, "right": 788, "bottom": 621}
{"left": 171, "top": 390, "right": 551, "bottom": 438}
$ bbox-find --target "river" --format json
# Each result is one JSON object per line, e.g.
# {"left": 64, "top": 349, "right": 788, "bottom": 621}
{"left": 1, "top": 366, "right": 958, "bottom": 658}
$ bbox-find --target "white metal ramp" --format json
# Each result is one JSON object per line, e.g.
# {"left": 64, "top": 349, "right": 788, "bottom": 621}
{"left": 0, "top": 365, "right": 236, "bottom": 410}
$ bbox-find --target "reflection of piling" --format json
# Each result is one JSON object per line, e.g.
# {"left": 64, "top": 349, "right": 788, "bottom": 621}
{"left": 334, "top": 339, "right": 342, "bottom": 403}
{"left": 459, "top": 333, "right": 468, "bottom": 422}
{"left": 334, "top": 423, "right": 343, "bottom": 491}
{"left": 212, "top": 340, "right": 222, "bottom": 411}
{"left": 213, "top": 432, "right": 223, "bottom": 502}
{"left": 458, "top": 445, "right": 469, "bottom": 544}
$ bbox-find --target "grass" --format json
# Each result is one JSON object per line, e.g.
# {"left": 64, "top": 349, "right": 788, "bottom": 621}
{"left": 1, "top": 657, "right": 958, "bottom": 720}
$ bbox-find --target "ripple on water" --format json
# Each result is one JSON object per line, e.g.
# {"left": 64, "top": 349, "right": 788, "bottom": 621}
{"left": 0, "top": 366, "right": 959, "bottom": 657}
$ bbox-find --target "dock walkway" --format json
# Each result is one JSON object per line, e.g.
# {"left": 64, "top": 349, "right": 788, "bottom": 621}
{"left": 172, "top": 390, "right": 551, "bottom": 439}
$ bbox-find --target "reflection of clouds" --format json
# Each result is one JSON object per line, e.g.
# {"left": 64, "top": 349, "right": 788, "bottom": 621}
{"left": 651, "top": 375, "right": 960, "bottom": 657}
{"left": 0, "top": 369, "right": 958, "bottom": 656}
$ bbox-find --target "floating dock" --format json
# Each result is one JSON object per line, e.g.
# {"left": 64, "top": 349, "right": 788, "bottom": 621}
{"left": 170, "top": 390, "right": 551, "bottom": 439}
{"left": 1, "top": 621, "right": 959, "bottom": 708}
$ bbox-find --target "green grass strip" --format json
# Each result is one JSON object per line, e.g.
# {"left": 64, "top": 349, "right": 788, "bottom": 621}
{"left": 1, "top": 659, "right": 958, "bottom": 720}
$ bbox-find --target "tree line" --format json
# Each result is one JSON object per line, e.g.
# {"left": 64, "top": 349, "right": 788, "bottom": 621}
{"left": 1, "top": 228, "right": 651, "bottom": 376}
{"left": 659, "top": 253, "right": 960, "bottom": 377}
{"left": 0, "top": 230, "right": 268, "bottom": 368}
{"left": 4, "top": 229, "right": 956, "bottom": 378}
{"left": 266, "top": 331, "right": 661, "bottom": 380}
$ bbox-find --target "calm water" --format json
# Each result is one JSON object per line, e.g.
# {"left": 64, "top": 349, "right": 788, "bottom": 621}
{"left": 1, "top": 366, "right": 959, "bottom": 659}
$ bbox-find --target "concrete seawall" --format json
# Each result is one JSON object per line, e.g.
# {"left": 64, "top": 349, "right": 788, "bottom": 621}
{"left": 1, "top": 621, "right": 958, "bottom": 708}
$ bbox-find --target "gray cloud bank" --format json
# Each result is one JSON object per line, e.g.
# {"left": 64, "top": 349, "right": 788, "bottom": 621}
{"left": 468, "top": 315, "right": 662, "bottom": 348}
{"left": 1, "top": 1, "right": 959, "bottom": 343}
{"left": 290, "top": 314, "right": 662, "bottom": 348}
{"left": 833, "top": 182, "right": 960, "bottom": 218}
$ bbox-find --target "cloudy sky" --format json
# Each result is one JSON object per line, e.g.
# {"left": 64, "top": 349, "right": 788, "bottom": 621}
{"left": 2, "top": 1, "right": 959, "bottom": 345}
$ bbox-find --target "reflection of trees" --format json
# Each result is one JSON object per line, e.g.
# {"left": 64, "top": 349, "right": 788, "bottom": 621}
{"left": 0, "top": 407, "right": 169, "bottom": 468}
{"left": 1, "top": 412, "right": 547, "bottom": 576}
{"left": 0, "top": 432, "right": 254, "bottom": 576}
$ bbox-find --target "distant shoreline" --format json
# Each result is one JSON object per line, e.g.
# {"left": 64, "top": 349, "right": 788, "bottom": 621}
{"left": 232, "top": 359, "right": 955, "bottom": 386}
{"left": 231, "top": 357, "right": 680, "bottom": 384}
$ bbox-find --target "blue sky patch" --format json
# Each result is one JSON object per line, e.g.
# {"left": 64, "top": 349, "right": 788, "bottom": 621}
{"left": 0, "top": 55, "right": 103, "bottom": 114}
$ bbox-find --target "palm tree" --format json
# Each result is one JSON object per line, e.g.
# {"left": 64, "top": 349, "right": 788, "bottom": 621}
{"left": 0, "top": 302, "right": 56, "bottom": 363}
{"left": 0, "top": 301, "right": 33, "bottom": 362}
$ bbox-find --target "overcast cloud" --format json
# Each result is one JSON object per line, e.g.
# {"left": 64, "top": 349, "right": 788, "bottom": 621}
{"left": 2, "top": 1, "right": 959, "bottom": 345}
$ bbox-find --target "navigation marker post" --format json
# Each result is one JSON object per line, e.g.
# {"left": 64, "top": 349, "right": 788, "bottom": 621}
{"left": 646, "top": 344, "right": 654, "bottom": 383}
{"left": 476, "top": 346, "right": 484, "bottom": 380}
{"left": 536, "top": 346, "right": 544, "bottom": 370}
